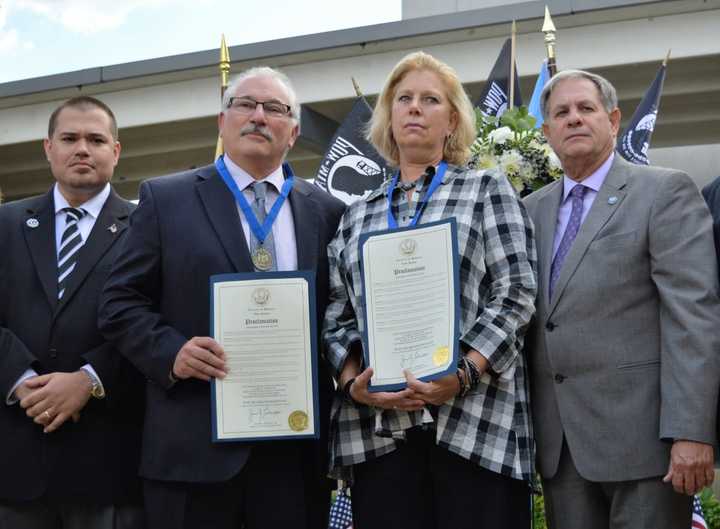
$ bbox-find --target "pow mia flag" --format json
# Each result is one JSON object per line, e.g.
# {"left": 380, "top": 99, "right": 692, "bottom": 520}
{"left": 315, "top": 97, "right": 390, "bottom": 205}
{"left": 475, "top": 38, "right": 523, "bottom": 117}
{"left": 617, "top": 62, "right": 667, "bottom": 165}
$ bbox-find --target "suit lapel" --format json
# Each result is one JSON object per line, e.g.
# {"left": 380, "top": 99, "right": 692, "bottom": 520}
{"left": 289, "top": 182, "right": 319, "bottom": 271}
{"left": 196, "top": 166, "right": 253, "bottom": 272}
{"left": 55, "top": 190, "right": 132, "bottom": 314}
{"left": 548, "top": 157, "right": 630, "bottom": 314}
{"left": 23, "top": 190, "right": 57, "bottom": 308}
{"left": 536, "top": 181, "right": 564, "bottom": 312}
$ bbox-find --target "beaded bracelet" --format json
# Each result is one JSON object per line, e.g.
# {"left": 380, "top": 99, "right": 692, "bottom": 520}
{"left": 456, "top": 356, "right": 482, "bottom": 397}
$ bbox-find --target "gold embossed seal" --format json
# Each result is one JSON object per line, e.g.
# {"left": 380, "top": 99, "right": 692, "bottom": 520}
{"left": 432, "top": 346, "right": 450, "bottom": 366}
{"left": 288, "top": 410, "right": 309, "bottom": 432}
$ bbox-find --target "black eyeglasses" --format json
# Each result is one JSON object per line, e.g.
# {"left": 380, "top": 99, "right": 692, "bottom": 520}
{"left": 227, "top": 97, "right": 293, "bottom": 118}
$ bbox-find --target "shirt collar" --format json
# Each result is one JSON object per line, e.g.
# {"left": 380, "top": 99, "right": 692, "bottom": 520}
{"left": 365, "top": 161, "right": 454, "bottom": 203}
{"left": 561, "top": 152, "right": 614, "bottom": 201}
{"left": 222, "top": 154, "right": 284, "bottom": 193}
{"left": 53, "top": 183, "right": 111, "bottom": 219}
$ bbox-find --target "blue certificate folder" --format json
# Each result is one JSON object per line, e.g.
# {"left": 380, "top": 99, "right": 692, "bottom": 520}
{"left": 359, "top": 218, "right": 461, "bottom": 392}
{"left": 209, "top": 270, "right": 320, "bottom": 442}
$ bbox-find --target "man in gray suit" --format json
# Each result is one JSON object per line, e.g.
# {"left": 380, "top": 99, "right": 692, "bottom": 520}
{"left": 524, "top": 69, "right": 720, "bottom": 529}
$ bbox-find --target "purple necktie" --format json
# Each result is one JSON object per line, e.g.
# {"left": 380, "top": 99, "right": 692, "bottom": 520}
{"left": 549, "top": 184, "right": 587, "bottom": 298}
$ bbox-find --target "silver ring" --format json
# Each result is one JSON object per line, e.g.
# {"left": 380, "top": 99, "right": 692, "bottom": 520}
{"left": 44, "top": 410, "right": 51, "bottom": 420}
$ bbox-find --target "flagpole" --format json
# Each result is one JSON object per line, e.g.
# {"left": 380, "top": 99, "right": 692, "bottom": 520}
{"left": 214, "top": 34, "right": 231, "bottom": 160}
{"left": 351, "top": 77, "right": 363, "bottom": 98}
{"left": 542, "top": 6, "right": 558, "bottom": 76}
{"left": 509, "top": 20, "right": 517, "bottom": 110}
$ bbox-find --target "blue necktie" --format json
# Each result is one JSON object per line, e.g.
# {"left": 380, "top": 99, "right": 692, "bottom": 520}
{"left": 549, "top": 185, "right": 586, "bottom": 298}
{"left": 249, "top": 182, "right": 278, "bottom": 272}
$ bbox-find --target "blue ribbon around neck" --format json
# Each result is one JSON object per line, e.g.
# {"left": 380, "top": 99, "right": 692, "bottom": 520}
{"left": 386, "top": 161, "right": 447, "bottom": 229}
{"left": 215, "top": 156, "right": 294, "bottom": 244}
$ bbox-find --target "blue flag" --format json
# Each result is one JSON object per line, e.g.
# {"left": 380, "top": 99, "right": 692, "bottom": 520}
{"left": 475, "top": 38, "right": 522, "bottom": 117}
{"left": 528, "top": 60, "right": 550, "bottom": 127}
{"left": 617, "top": 63, "right": 667, "bottom": 165}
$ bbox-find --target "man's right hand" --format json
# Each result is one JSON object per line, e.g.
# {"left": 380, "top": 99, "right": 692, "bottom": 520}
{"left": 172, "top": 337, "right": 228, "bottom": 382}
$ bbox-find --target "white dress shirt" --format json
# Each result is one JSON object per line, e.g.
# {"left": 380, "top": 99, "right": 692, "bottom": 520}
{"left": 6, "top": 183, "right": 110, "bottom": 405}
{"left": 222, "top": 154, "right": 298, "bottom": 271}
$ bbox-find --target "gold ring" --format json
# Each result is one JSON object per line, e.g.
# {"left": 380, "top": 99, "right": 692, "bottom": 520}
{"left": 44, "top": 410, "right": 51, "bottom": 420}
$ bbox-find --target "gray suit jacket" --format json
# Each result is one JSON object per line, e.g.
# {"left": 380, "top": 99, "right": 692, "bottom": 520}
{"left": 524, "top": 155, "right": 720, "bottom": 482}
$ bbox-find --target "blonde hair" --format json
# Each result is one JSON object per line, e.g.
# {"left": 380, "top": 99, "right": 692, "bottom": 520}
{"left": 367, "top": 51, "right": 476, "bottom": 167}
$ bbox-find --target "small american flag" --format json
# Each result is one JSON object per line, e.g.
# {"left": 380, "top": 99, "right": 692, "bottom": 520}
{"left": 328, "top": 488, "right": 353, "bottom": 529}
{"left": 693, "top": 495, "right": 708, "bottom": 529}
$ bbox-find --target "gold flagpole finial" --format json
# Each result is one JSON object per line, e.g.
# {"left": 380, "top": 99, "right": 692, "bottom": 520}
{"left": 215, "top": 34, "right": 231, "bottom": 160}
{"left": 542, "top": 6, "right": 558, "bottom": 77}
{"left": 351, "top": 77, "right": 363, "bottom": 98}
{"left": 509, "top": 20, "right": 517, "bottom": 110}
{"left": 663, "top": 49, "right": 671, "bottom": 67}
{"left": 219, "top": 34, "right": 230, "bottom": 93}
{"left": 542, "top": 5, "right": 556, "bottom": 32}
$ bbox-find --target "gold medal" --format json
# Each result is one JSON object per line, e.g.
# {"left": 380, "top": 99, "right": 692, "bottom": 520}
{"left": 252, "top": 246, "right": 273, "bottom": 271}
{"left": 433, "top": 346, "right": 450, "bottom": 366}
{"left": 288, "top": 410, "right": 309, "bottom": 432}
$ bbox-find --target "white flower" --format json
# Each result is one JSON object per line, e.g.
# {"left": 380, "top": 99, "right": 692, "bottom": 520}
{"left": 476, "top": 154, "right": 498, "bottom": 170}
{"left": 548, "top": 150, "right": 562, "bottom": 171}
{"left": 528, "top": 139, "right": 543, "bottom": 151}
{"left": 499, "top": 150, "right": 523, "bottom": 177}
{"left": 518, "top": 160, "right": 536, "bottom": 183}
{"left": 488, "top": 126, "right": 513, "bottom": 145}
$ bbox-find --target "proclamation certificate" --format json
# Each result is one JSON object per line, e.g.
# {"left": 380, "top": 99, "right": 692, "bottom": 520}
{"left": 210, "top": 272, "right": 319, "bottom": 442}
{"left": 360, "top": 218, "right": 460, "bottom": 392}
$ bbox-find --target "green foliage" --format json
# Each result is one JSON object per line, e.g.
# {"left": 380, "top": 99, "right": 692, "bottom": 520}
{"left": 500, "top": 106, "right": 538, "bottom": 133}
{"left": 533, "top": 491, "right": 547, "bottom": 529}
{"left": 700, "top": 488, "right": 720, "bottom": 529}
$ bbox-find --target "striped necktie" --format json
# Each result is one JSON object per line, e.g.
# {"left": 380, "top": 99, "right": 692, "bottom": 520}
{"left": 57, "top": 207, "right": 87, "bottom": 299}
{"left": 249, "top": 181, "right": 278, "bottom": 272}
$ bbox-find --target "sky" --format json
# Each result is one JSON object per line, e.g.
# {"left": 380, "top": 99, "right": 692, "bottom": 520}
{"left": 0, "top": 0, "right": 402, "bottom": 83}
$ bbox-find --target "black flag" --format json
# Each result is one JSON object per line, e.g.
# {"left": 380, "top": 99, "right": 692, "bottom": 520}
{"left": 617, "top": 63, "right": 667, "bottom": 165}
{"left": 315, "top": 97, "right": 390, "bottom": 204}
{"left": 475, "top": 38, "right": 523, "bottom": 117}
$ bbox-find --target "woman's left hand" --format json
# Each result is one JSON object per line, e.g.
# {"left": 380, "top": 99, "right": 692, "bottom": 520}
{"left": 404, "top": 370, "right": 459, "bottom": 406}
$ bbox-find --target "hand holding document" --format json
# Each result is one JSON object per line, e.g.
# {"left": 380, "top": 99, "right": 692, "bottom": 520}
{"left": 360, "top": 219, "right": 460, "bottom": 392}
{"left": 210, "top": 272, "right": 318, "bottom": 441}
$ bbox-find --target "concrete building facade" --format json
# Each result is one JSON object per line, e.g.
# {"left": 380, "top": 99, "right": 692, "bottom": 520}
{"left": 1, "top": 0, "right": 718, "bottom": 201}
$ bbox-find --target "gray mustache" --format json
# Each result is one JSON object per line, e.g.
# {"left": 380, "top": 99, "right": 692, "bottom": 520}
{"left": 240, "top": 124, "right": 273, "bottom": 141}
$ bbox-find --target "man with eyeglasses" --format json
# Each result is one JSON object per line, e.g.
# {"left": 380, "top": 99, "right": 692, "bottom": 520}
{"left": 100, "top": 67, "right": 345, "bottom": 529}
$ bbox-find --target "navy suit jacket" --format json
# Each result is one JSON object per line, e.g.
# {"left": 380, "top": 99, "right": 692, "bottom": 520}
{"left": 99, "top": 164, "right": 345, "bottom": 483}
{"left": 0, "top": 188, "right": 143, "bottom": 503}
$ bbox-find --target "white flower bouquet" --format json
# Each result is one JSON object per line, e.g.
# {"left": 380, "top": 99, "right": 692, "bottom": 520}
{"left": 469, "top": 107, "right": 562, "bottom": 196}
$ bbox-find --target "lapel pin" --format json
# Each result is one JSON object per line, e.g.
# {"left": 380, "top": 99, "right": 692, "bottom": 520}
{"left": 26, "top": 218, "right": 39, "bottom": 228}
{"left": 108, "top": 224, "right": 118, "bottom": 234}
{"left": 608, "top": 196, "right": 618, "bottom": 205}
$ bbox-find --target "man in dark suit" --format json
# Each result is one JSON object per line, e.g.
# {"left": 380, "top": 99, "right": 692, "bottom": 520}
{"left": 99, "top": 67, "right": 346, "bottom": 529}
{"left": 524, "top": 70, "right": 720, "bottom": 529}
{"left": 0, "top": 96, "right": 144, "bottom": 528}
